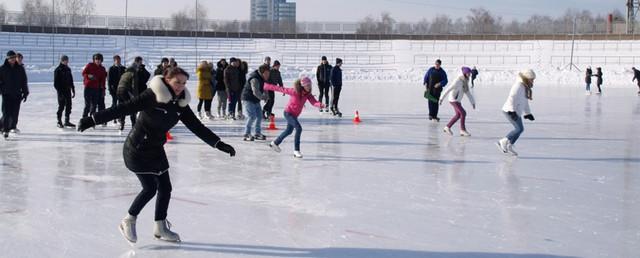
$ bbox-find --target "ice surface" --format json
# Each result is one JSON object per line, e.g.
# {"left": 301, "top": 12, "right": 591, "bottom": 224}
{"left": 0, "top": 81, "right": 639, "bottom": 258}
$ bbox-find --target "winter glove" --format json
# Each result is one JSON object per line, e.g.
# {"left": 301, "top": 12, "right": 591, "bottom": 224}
{"left": 507, "top": 111, "right": 518, "bottom": 121}
{"left": 215, "top": 141, "right": 236, "bottom": 157}
{"left": 21, "top": 93, "right": 28, "bottom": 102}
{"left": 71, "top": 90, "right": 76, "bottom": 98}
{"left": 77, "top": 117, "right": 96, "bottom": 132}
{"left": 434, "top": 82, "right": 442, "bottom": 88}
{"left": 524, "top": 114, "right": 535, "bottom": 121}
{"left": 87, "top": 74, "right": 95, "bottom": 80}
{"left": 472, "top": 104, "right": 476, "bottom": 110}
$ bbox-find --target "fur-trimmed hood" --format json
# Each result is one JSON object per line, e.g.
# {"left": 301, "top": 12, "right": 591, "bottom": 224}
{"left": 148, "top": 75, "right": 191, "bottom": 107}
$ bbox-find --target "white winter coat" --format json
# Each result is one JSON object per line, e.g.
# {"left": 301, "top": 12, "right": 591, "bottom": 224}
{"left": 502, "top": 77, "right": 532, "bottom": 115}
{"left": 439, "top": 75, "right": 475, "bottom": 106}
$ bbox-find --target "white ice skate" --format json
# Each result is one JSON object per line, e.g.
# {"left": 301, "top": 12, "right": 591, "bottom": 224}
{"left": 585, "top": 90, "right": 591, "bottom": 95}
{"left": 205, "top": 111, "right": 214, "bottom": 120}
{"left": 459, "top": 130, "right": 471, "bottom": 137}
{"left": 9, "top": 128, "right": 20, "bottom": 134}
{"left": 153, "top": 220, "right": 180, "bottom": 242}
{"left": 269, "top": 141, "right": 281, "bottom": 153}
{"left": 119, "top": 214, "right": 137, "bottom": 244}
{"left": 443, "top": 126, "right": 453, "bottom": 135}
{"left": 496, "top": 138, "right": 509, "bottom": 153}
{"left": 293, "top": 151, "right": 303, "bottom": 158}
{"left": 506, "top": 143, "right": 518, "bottom": 156}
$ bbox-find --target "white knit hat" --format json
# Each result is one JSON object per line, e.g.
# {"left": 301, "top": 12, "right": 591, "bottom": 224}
{"left": 519, "top": 69, "right": 536, "bottom": 80}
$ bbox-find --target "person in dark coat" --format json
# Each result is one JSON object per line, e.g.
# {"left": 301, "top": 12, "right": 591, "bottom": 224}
{"left": 330, "top": 58, "right": 343, "bottom": 116}
{"left": 154, "top": 57, "right": 169, "bottom": 76}
{"left": 263, "top": 60, "right": 283, "bottom": 119}
{"left": 53, "top": 55, "right": 76, "bottom": 128}
{"left": 585, "top": 66, "right": 593, "bottom": 94}
{"left": 0, "top": 50, "right": 29, "bottom": 138}
{"left": 593, "top": 67, "right": 603, "bottom": 94}
{"left": 316, "top": 56, "right": 332, "bottom": 112}
{"left": 423, "top": 59, "right": 449, "bottom": 121}
{"left": 470, "top": 66, "right": 479, "bottom": 88}
{"left": 77, "top": 67, "right": 235, "bottom": 244}
{"left": 108, "top": 55, "right": 126, "bottom": 123}
{"left": 241, "top": 64, "right": 270, "bottom": 141}
{"left": 224, "top": 58, "right": 243, "bottom": 120}
{"left": 237, "top": 60, "right": 249, "bottom": 119}
{"left": 117, "top": 56, "right": 151, "bottom": 131}
{"left": 632, "top": 67, "right": 640, "bottom": 94}
{"left": 215, "top": 59, "right": 228, "bottom": 118}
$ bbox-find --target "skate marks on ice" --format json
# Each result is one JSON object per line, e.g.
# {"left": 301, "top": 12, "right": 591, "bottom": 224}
{"left": 133, "top": 242, "right": 578, "bottom": 258}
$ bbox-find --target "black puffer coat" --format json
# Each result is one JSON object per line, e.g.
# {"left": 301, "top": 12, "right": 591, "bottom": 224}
{"left": 93, "top": 75, "right": 221, "bottom": 174}
{"left": 0, "top": 59, "right": 28, "bottom": 98}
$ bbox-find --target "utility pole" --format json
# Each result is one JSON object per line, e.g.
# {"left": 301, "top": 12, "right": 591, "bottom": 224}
{"left": 195, "top": 0, "right": 199, "bottom": 64}
{"left": 52, "top": 0, "right": 56, "bottom": 65}
{"left": 124, "top": 0, "right": 128, "bottom": 66}
{"left": 627, "top": 0, "right": 640, "bottom": 34}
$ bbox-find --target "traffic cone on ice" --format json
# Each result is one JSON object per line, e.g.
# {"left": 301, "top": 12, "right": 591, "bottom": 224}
{"left": 166, "top": 131, "right": 174, "bottom": 141}
{"left": 353, "top": 110, "right": 362, "bottom": 124}
{"left": 267, "top": 114, "right": 278, "bottom": 130}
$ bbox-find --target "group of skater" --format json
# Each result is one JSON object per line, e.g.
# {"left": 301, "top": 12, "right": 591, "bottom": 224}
{"left": 3, "top": 48, "right": 639, "bottom": 245}
{"left": 69, "top": 54, "right": 341, "bottom": 244}
{"left": 584, "top": 66, "right": 604, "bottom": 95}
{"left": 422, "top": 59, "right": 535, "bottom": 156}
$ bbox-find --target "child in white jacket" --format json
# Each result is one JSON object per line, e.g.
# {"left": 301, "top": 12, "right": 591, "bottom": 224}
{"left": 439, "top": 67, "right": 476, "bottom": 136}
{"left": 497, "top": 69, "right": 536, "bottom": 156}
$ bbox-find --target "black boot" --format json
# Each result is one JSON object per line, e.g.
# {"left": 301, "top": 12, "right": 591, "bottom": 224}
{"left": 64, "top": 117, "right": 76, "bottom": 128}
{"left": 57, "top": 116, "right": 64, "bottom": 128}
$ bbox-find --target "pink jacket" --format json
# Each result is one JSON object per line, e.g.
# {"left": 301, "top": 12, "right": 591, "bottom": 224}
{"left": 264, "top": 83, "right": 323, "bottom": 117}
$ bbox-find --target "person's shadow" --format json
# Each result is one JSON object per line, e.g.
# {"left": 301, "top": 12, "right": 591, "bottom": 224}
{"left": 132, "top": 242, "right": 578, "bottom": 258}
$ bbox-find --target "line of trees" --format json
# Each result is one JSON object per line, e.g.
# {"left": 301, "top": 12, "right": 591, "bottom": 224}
{"left": 357, "top": 8, "right": 628, "bottom": 35}
{"left": 17, "top": 0, "right": 95, "bottom": 27}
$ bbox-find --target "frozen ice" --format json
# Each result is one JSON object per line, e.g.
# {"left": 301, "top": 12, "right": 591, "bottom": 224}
{"left": 0, "top": 81, "right": 639, "bottom": 258}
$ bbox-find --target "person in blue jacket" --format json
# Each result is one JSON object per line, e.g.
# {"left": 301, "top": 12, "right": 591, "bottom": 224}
{"left": 330, "top": 58, "right": 343, "bottom": 117}
{"left": 423, "top": 59, "right": 448, "bottom": 121}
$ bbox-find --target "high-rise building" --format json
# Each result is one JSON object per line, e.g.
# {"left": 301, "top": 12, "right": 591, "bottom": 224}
{"left": 250, "top": 0, "right": 296, "bottom": 23}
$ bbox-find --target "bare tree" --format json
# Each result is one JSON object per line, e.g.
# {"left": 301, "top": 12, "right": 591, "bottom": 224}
{"left": 504, "top": 20, "right": 521, "bottom": 34}
{"left": 467, "top": 8, "right": 502, "bottom": 34}
{"left": 171, "top": 9, "right": 191, "bottom": 31}
{"left": 57, "top": 0, "right": 95, "bottom": 26}
{"left": 20, "top": 0, "right": 53, "bottom": 26}
{"left": 395, "top": 22, "right": 413, "bottom": 35}
{"left": 414, "top": 18, "right": 430, "bottom": 34}
{"left": 170, "top": 3, "right": 208, "bottom": 31}
{"left": 356, "top": 15, "right": 377, "bottom": 34}
{"left": 377, "top": 12, "right": 395, "bottom": 34}
{"left": 430, "top": 15, "right": 452, "bottom": 34}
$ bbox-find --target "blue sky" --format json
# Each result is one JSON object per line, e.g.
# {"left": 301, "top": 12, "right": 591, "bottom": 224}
{"left": 1, "top": 0, "right": 623, "bottom": 22}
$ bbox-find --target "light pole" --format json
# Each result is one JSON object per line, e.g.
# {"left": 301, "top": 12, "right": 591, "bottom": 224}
{"left": 195, "top": 0, "right": 199, "bottom": 64}
{"left": 124, "top": 0, "right": 128, "bottom": 66}
{"left": 52, "top": 0, "right": 56, "bottom": 65}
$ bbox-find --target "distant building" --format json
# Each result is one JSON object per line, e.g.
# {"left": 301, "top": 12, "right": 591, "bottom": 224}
{"left": 250, "top": 0, "right": 296, "bottom": 32}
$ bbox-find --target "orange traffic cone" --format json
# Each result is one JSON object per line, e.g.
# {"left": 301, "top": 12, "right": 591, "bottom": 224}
{"left": 166, "top": 131, "right": 173, "bottom": 141}
{"left": 353, "top": 110, "right": 362, "bottom": 124}
{"left": 267, "top": 115, "right": 278, "bottom": 130}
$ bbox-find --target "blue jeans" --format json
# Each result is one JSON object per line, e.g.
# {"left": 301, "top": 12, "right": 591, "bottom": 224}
{"left": 504, "top": 111, "right": 524, "bottom": 144}
{"left": 243, "top": 101, "right": 262, "bottom": 135}
{"left": 586, "top": 83, "right": 591, "bottom": 91}
{"left": 275, "top": 112, "right": 302, "bottom": 151}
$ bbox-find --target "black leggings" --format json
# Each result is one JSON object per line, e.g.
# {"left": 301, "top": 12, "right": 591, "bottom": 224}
{"left": 197, "top": 99, "right": 212, "bottom": 112}
{"left": 331, "top": 86, "right": 342, "bottom": 110}
{"left": 56, "top": 92, "right": 72, "bottom": 120}
{"left": 128, "top": 172, "right": 172, "bottom": 221}
{"left": 318, "top": 84, "right": 330, "bottom": 106}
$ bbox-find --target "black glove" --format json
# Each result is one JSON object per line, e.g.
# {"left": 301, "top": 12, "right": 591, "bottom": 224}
{"left": 21, "top": 93, "right": 28, "bottom": 102}
{"left": 507, "top": 111, "right": 518, "bottom": 121}
{"left": 71, "top": 90, "right": 76, "bottom": 98}
{"left": 216, "top": 141, "right": 236, "bottom": 157}
{"left": 524, "top": 114, "right": 535, "bottom": 121}
{"left": 77, "top": 117, "right": 96, "bottom": 132}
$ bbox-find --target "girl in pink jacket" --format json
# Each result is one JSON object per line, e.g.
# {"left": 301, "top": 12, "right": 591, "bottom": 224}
{"left": 264, "top": 76, "right": 324, "bottom": 158}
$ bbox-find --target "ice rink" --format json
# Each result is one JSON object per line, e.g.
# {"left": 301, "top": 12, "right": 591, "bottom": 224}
{"left": 1, "top": 81, "right": 639, "bottom": 258}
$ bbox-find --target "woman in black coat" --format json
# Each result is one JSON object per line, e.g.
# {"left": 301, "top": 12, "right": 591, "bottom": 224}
{"left": 594, "top": 67, "right": 603, "bottom": 94}
{"left": 77, "top": 67, "right": 235, "bottom": 244}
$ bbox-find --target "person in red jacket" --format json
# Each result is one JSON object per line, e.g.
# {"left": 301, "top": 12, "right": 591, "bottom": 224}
{"left": 82, "top": 53, "right": 107, "bottom": 119}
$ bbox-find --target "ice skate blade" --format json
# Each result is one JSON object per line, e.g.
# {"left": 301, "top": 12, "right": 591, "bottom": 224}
{"left": 154, "top": 235, "right": 181, "bottom": 243}
{"left": 118, "top": 224, "right": 136, "bottom": 245}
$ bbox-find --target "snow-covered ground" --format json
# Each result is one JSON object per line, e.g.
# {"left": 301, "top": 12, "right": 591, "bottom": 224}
{"left": 0, "top": 81, "right": 639, "bottom": 258}
{"left": 3, "top": 32, "right": 640, "bottom": 87}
